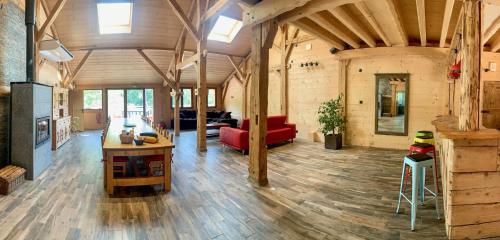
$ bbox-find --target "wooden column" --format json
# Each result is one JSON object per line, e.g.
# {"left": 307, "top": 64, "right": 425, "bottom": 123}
{"left": 248, "top": 19, "right": 278, "bottom": 186}
{"left": 280, "top": 25, "right": 289, "bottom": 116}
{"left": 195, "top": 1, "right": 208, "bottom": 152}
{"left": 174, "top": 52, "right": 181, "bottom": 136}
{"left": 459, "top": 0, "right": 481, "bottom": 131}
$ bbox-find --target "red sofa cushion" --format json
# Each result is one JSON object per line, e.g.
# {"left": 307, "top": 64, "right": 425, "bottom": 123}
{"left": 220, "top": 115, "right": 295, "bottom": 151}
{"left": 267, "top": 116, "right": 287, "bottom": 130}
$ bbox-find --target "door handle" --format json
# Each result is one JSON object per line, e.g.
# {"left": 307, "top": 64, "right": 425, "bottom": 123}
{"left": 481, "top": 110, "right": 491, "bottom": 114}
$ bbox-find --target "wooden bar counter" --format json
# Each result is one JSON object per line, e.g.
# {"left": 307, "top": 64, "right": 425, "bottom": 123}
{"left": 432, "top": 116, "right": 500, "bottom": 239}
{"left": 103, "top": 118, "right": 174, "bottom": 195}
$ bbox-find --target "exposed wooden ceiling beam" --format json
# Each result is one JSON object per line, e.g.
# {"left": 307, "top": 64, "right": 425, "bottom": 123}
{"left": 292, "top": 18, "right": 345, "bottom": 50}
{"left": 491, "top": 36, "right": 500, "bottom": 52}
{"left": 354, "top": 1, "right": 391, "bottom": 47}
{"left": 285, "top": 28, "right": 300, "bottom": 60}
{"left": 137, "top": 49, "right": 176, "bottom": 89}
{"left": 415, "top": 0, "right": 426, "bottom": 47}
{"left": 202, "top": 0, "right": 232, "bottom": 22}
{"left": 227, "top": 55, "right": 245, "bottom": 81}
{"left": 308, "top": 13, "right": 360, "bottom": 49}
{"left": 176, "top": 52, "right": 199, "bottom": 70}
{"left": 279, "top": 0, "right": 363, "bottom": 24}
{"left": 64, "top": 50, "right": 93, "bottom": 87}
{"left": 439, "top": 0, "right": 455, "bottom": 48}
{"left": 335, "top": 47, "right": 448, "bottom": 60}
{"left": 448, "top": 7, "right": 463, "bottom": 66}
{"left": 328, "top": 7, "right": 376, "bottom": 47}
{"left": 243, "top": 0, "right": 314, "bottom": 26}
{"left": 383, "top": 0, "right": 408, "bottom": 46}
{"left": 236, "top": 0, "right": 252, "bottom": 11}
{"left": 37, "top": 0, "right": 68, "bottom": 42}
{"left": 67, "top": 46, "right": 246, "bottom": 58}
{"left": 484, "top": 15, "right": 500, "bottom": 44}
{"left": 164, "top": 0, "right": 200, "bottom": 42}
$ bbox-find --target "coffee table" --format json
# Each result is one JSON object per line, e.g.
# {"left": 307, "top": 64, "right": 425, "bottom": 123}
{"left": 206, "top": 122, "right": 230, "bottom": 137}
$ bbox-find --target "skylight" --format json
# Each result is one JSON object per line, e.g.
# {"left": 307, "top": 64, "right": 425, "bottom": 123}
{"left": 208, "top": 16, "right": 243, "bottom": 43}
{"left": 97, "top": 3, "right": 133, "bottom": 34}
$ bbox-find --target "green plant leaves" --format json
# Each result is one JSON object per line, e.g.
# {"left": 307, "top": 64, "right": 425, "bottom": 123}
{"left": 317, "top": 95, "right": 346, "bottom": 135}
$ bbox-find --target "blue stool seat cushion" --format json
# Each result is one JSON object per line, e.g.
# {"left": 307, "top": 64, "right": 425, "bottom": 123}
{"left": 406, "top": 153, "right": 433, "bottom": 162}
{"left": 411, "top": 143, "right": 434, "bottom": 149}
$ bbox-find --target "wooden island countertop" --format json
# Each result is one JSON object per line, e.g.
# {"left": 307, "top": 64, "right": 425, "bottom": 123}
{"left": 103, "top": 118, "right": 174, "bottom": 195}
{"left": 432, "top": 115, "right": 500, "bottom": 140}
{"left": 432, "top": 115, "right": 500, "bottom": 239}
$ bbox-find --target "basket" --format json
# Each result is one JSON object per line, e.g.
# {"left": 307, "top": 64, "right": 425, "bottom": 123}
{"left": 0, "top": 165, "right": 26, "bottom": 195}
{"left": 120, "top": 134, "right": 134, "bottom": 144}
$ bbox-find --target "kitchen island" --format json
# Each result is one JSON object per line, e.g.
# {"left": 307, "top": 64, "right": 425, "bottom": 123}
{"left": 433, "top": 116, "right": 500, "bottom": 239}
{"left": 103, "top": 118, "right": 174, "bottom": 195}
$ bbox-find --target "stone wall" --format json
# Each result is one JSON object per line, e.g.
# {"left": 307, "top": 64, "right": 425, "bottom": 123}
{"left": 0, "top": 2, "right": 26, "bottom": 167}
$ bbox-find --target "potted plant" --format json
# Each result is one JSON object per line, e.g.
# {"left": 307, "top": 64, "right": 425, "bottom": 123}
{"left": 318, "top": 95, "right": 346, "bottom": 150}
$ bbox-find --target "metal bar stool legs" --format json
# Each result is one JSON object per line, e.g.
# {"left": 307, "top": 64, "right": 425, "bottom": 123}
{"left": 397, "top": 153, "right": 440, "bottom": 231}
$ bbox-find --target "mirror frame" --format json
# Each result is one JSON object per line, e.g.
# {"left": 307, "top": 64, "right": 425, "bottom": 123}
{"left": 374, "top": 73, "right": 410, "bottom": 136}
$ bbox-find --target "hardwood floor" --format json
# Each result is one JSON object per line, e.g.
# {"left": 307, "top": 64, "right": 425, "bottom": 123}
{"left": 0, "top": 131, "right": 446, "bottom": 240}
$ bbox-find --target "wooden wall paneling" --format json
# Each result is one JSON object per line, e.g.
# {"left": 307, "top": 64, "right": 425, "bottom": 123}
{"left": 280, "top": 25, "right": 289, "bottom": 116}
{"left": 353, "top": 1, "right": 391, "bottom": 47}
{"left": 248, "top": 19, "right": 277, "bottom": 186}
{"left": 459, "top": 0, "right": 481, "bottom": 131}
{"left": 415, "top": 0, "right": 427, "bottom": 46}
{"left": 328, "top": 6, "right": 376, "bottom": 47}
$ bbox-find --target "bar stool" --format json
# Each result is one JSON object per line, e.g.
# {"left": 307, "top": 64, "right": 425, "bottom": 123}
{"left": 397, "top": 153, "right": 440, "bottom": 231}
{"left": 404, "top": 131, "right": 439, "bottom": 193}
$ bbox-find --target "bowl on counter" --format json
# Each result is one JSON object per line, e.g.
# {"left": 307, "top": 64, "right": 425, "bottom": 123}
{"left": 134, "top": 138, "right": 144, "bottom": 145}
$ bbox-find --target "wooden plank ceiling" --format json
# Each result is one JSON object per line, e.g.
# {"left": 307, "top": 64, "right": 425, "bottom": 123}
{"left": 45, "top": 0, "right": 249, "bottom": 85}
{"left": 41, "top": 0, "right": 500, "bottom": 85}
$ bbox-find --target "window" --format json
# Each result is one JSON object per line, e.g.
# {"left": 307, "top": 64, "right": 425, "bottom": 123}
{"left": 97, "top": 2, "right": 133, "bottom": 34}
{"left": 208, "top": 16, "right": 243, "bottom": 43}
{"left": 83, "top": 90, "right": 102, "bottom": 110}
{"left": 182, "top": 88, "right": 192, "bottom": 108}
{"left": 145, "top": 89, "right": 154, "bottom": 118}
{"left": 171, "top": 88, "right": 193, "bottom": 108}
{"left": 207, "top": 88, "right": 216, "bottom": 108}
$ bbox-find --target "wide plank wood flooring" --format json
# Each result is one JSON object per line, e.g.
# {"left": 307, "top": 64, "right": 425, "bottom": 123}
{"left": 0, "top": 131, "right": 446, "bottom": 240}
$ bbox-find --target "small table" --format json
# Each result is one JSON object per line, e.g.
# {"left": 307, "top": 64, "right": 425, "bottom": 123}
{"left": 206, "top": 122, "right": 230, "bottom": 137}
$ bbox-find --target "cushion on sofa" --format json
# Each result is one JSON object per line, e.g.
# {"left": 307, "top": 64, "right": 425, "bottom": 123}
{"left": 266, "top": 128, "right": 293, "bottom": 145}
{"left": 268, "top": 116, "right": 287, "bottom": 130}
{"left": 240, "top": 119, "right": 250, "bottom": 131}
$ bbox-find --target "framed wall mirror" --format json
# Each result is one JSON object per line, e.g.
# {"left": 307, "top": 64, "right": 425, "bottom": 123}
{"left": 375, "top": 73, "right": 409, "bottom": 136}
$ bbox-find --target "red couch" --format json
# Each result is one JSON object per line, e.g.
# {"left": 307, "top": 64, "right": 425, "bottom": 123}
{"left": 219, "top": 116, "right": 296, "bottom": 153}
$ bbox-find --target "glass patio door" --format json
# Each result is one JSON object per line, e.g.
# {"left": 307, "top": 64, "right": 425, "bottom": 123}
{"left": 126, "top": 89, "right": 144, "bottom": 119}
{"left": 107, "top": 89, "right": 125, "bottom": 118}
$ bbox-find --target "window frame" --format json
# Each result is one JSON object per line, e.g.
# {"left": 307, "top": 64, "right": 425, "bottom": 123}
{"left": 97, "top": 2, "right": 134, "bottom": 35}
{"left": 171, "top": 87, "right": 194, "bottom": 109}
{"left": 83, "top": 89, "right": 103, "bottom": 110}
{"left": 207, "top": 88, "right": 217, "bottom": 108}
{"left": 207, "top": 15, "right": 243, "bottom": 43}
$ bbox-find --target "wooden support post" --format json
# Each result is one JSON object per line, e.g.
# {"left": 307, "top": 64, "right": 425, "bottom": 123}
{"left": 459, "top": 0, "right": 481, "bottom": 131}
{"left": 280, "top": 25, "right": 289, "bottom": 116}
{"left": 248, "top": 19, "right": 278, "bottom": 186}
{"left": 174, "top": 53, "right": 181, "bottom": 136}
{"left": 243, "top": 74, "right": 250, "bottom": 118}
{"left": 196, "top": 1, "right": 208, "bottom": 152}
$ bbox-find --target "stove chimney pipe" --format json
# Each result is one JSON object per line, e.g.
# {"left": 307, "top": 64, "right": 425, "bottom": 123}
{"left": 25, "top": 0, "right": 36, "bottom": 83}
